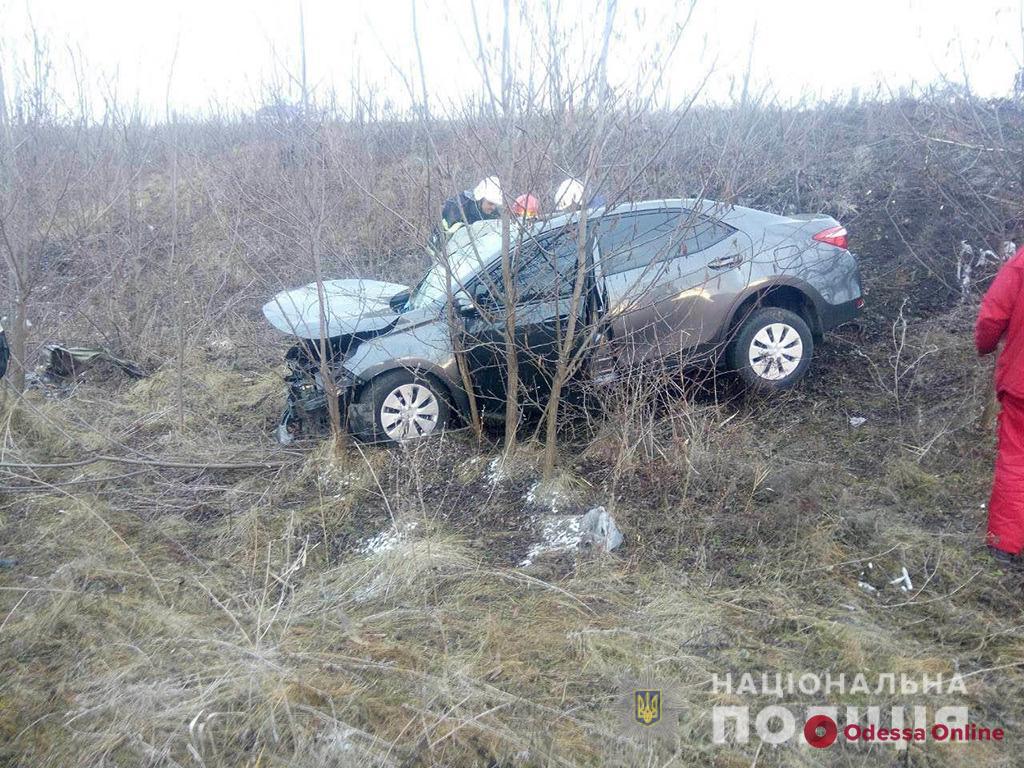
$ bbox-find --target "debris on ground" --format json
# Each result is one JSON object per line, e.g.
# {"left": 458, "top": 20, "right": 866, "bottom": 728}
{"left": 519, "top": 506, "right": 623, "bottom": 566}
{"left": 857, "top": 562, "right": 913, "bottom": 595}
{"left": 857, "top": 561, "right": 882, "bottom": 593}
{"left": 486, "top": 456, "right": 505, "bottom": 484}
{"left": 43, "top": 345, "right": 146, "bottom": 382}
{"left": 889, "top": 566, "right": 913, "bottom": 592}
{"left": 0, "top": 329, "right": 8, "bottom": 380}
{"left": 849, "top": 416, "right": 867, "bottom": 428}
{"left": 579, "top": 506, "right": 624, "bottom": 552}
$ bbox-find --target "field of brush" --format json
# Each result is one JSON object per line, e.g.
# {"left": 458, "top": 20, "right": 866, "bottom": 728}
{"left": 1, "top": 94, "right": 1023, "bottom": 766}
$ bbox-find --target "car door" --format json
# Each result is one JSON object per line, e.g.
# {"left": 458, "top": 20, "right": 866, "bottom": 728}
{"left": 461, "top": 228, "right": 589, "bottom": 413}
{"left": 598, "top": 209, "right": 753, "bottom": 365}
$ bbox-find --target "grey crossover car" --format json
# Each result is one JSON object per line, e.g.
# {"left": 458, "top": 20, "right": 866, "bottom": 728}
{"left": 264, "top": 199, "right": 863, "bottom": 444}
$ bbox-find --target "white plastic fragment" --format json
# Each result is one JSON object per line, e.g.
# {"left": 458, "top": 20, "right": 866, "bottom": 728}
{"left": 518, "top": 506, "right": 624, "bottom": 566}
{"left": 849, "top": 416, "right": 867, "bottom": 428}
{"left": 889, "top": 567, "right": 913, "bottom": 592}
{"left": 579, "top": 506, "right": 624, "bottom": 552}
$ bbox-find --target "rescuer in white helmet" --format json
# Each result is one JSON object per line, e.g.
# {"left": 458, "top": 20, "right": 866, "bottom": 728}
{"left": 439, "top": 176, "right": 503, "bottom": 235}
{"left": 554, "top": 177, "right": 607, "bottom": 213}
{"left": 554, "top": 178, "right": 585, "bottom": 212}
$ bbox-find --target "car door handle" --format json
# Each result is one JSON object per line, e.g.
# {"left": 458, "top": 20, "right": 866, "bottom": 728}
{"left": 707, "top": 255, "right": 742, "bottom": 270}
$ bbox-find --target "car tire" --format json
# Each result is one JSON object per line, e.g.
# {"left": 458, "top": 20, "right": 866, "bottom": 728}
{"left": 728, "top": 307, "right": 813, "bottom": 391}
{"left": 350, "top": 369, "right": 450, "bottom": 444}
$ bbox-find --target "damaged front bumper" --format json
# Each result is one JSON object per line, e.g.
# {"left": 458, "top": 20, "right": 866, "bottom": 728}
{"left": 277, "top": 342, "right": 358, "bottom": 445}
{"left": 262, "top": 278, "right": 410, "bottom": 444}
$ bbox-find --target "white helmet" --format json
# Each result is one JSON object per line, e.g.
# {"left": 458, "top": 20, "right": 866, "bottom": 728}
{"left": 472, "top": 176, "right": 503, "bottom": 206}
{"left": 554, "top": 178, "right": 584, "bottom": 211}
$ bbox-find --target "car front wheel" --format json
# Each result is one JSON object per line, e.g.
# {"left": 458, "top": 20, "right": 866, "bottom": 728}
{"left": 729, "top": 307, "right": 813, "bottom": 391}
{"left": 350, "top": 370, "right": 450, "bottom": 444}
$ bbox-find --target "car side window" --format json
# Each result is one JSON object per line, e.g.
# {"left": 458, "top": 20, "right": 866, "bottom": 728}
{"left": 687, "top": 216, "right": 734, "bottom": 253}
{"left": 599, "top": 211, "right": 734, "bottom": 276}
{"left": 515, "top": 232, "right": 580, "bottom": 303}
{"left": 469, "top": 231, "right": 580, "bottom": 307}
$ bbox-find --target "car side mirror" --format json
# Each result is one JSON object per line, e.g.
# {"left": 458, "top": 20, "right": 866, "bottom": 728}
{"left": 453, "top": 296, "right": 478, "bottom": 318}
{"left": 389, "top": 291, "right": 410, "bottom": 311}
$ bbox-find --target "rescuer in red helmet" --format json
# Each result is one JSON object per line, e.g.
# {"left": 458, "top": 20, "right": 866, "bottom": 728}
{"left": 511, "top": 193, "right": 540, "bottom": 220}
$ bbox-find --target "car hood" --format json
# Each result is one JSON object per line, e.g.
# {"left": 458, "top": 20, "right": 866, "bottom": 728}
{"left": 263, "top": 279, "right": 409, "bottom": 339}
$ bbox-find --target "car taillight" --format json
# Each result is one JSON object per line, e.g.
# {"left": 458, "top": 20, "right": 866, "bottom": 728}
{"left": 812, "top": 225, "right": 848, "bottom": 250}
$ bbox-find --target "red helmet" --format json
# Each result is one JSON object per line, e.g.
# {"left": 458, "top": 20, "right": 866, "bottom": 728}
{"left": 511, "top": 193, "right": 540, "bottom": 218}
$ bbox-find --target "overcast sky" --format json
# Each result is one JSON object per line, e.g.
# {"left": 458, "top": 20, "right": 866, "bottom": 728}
{"left": 1, "top": 0, "right": 1022, "bottom": 118}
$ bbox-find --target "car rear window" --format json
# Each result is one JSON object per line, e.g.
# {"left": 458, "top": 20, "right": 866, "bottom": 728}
{"left": 598, "top": 211, "right": 733, "bottom": 276}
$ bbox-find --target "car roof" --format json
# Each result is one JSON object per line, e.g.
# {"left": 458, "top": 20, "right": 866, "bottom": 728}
{"left": 450, "top": 198, "right": 748, "bottom": 246}
{"left": 537, "top": 198, "right": 732, "bottom": 233}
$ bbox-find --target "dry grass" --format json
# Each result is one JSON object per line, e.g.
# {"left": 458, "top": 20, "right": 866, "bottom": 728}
{"left": 2, "top": 293, "right": 1024, "bottom": 767}
{"left": 1, "top": 88, "right": 1023, "bottom": 765}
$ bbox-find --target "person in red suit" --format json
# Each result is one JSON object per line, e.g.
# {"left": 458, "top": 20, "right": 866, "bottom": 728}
{"left": 976, "top": 244, "right": 1024, "bottom": 566}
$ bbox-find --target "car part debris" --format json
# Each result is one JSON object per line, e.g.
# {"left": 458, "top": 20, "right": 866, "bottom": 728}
{"left": 858, "top": 562, "right": 913, "bottom": 595}
{"left": 44, "top": 345, "right": 146, "bottom": 381}
{"left": 518, "top": 506, "right": 624, "bottom": 567}
{"left": 857, "top": 561, "right": 884, "bottom": 593}
{"left": 889, "top": 567, "right": 913, "bottom": 592}
{"left": 580, "top": 506, "right": 624, "bottom": 552}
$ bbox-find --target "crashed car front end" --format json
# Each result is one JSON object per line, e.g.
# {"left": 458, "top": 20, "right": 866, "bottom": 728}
{"left": 279, "top": 337, "right": 353, "bottom": 443}
{"left": 263, "top": 279, "right": 408, "bottom": 444}
{"left": 264, "top": 222, "right": 514, "bottom": 444}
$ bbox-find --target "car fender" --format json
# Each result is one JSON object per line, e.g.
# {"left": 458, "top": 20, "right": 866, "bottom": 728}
{"left": 720, "top": 277, "right": 828, "bottom": 340}
{"left": 342, "top": 323, "right": 471, "bottom": 418}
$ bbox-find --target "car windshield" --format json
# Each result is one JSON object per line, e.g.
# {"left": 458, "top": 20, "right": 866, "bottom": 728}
{"left": 404, "top": 220, "right": 532, "bottom": 311}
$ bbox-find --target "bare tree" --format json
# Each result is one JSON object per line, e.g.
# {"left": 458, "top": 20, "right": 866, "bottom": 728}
{"left": 0, "top": 32, "right": 92, "bottom": 392}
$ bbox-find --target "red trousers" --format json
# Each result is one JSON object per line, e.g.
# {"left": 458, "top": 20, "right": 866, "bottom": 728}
{"left": 988, "top": 392, "right": 1024, "bottom": 554}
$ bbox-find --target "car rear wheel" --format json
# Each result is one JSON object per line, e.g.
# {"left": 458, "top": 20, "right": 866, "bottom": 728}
{"left": 350, "top": 370, "right": 450, "bottom": 444}
{"left": 729, "top": 307, "right": 813, "bottom": 391}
